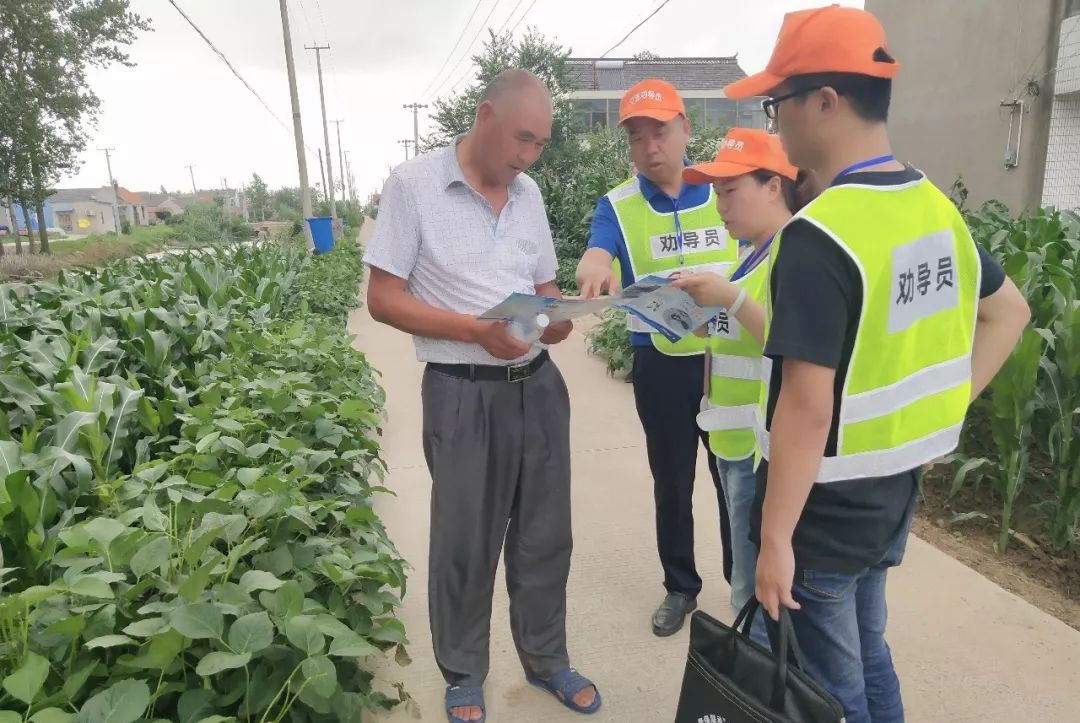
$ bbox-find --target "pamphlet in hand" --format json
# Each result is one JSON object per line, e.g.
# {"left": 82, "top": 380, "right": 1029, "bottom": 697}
{"left": 480, "top": 275, "right": 722, "bottom": 342}
{"left": 616, "top": 274, "right": 724, "bottom": 342}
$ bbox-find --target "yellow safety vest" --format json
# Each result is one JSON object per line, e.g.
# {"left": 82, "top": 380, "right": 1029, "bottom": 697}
{"left": 757, "top": 178, "right": 981, "bottom": 481}
{"left": 607, "top": 177, "right": 739, "bottom": 355}
{"left": 697, "top": 253, "right": 770, "bottom": 461}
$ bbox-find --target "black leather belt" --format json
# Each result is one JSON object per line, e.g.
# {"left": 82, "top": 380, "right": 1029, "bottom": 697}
{"left": 427, "top": 350, "right": 549, "bottom": 383}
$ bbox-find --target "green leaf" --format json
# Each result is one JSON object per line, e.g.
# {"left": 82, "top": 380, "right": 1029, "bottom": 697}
{"left": 228, "top": 612, "right": 274, "bottom": 654}
{"left": 29, "top": 708, "right": 75, "bottom": 723}
{"left": 195, "top": 651, "right": 251, "bottom": 676}
{"left": 0, "top": 713, "right": 21, "bottom": 723}
{"left": 142, "top": 496, "right": 168, "bottom": 532}
{"left": 337, "top": 399, "right": 368, "bottom": 420}
{"left": 83, "top": 518, "right": 127, "bottom": 548}
{"left": 270, "top": 580, "right": 304, "bottom": 618}
{"left": 369, "top": 618, "right": 408, "bottom": 646}
{"left": 51, "top": 411, "right": 98, "bottom": 452}
{"left": 300, "top": 655, "right": 338, "bottom": 698}
{"left": 238, "top": 569, "right": 284, "bottom": 594}
{"left": 168, "top": 603, "right": 224, "bottom": 639}
{"left": 177, "top": 689, "right": 215, "bottom": 723}
{"left": 286, "top": 615, "right": 325, "bottom": 655}
{"left": 69, "top": 576, "right": 114, "bottom": 599}
{"left": 123, "top": 617, "right": 167, "bottom": 638}
{"left": 85, "top": 634, "right": 136, "bottom": 649}
{"left": 327, "top": 632, "right": 379, "bottom": 658}
{"left": 77, "top": 679, "right": 149, "bottom": 723}
{"left": 3, "top": 651, "right": 50, "bottom": 704}
{"left": 195, "top": 431, "right": 221, "bottom": 454}
{"left": 129, "top": 536, "right": 171, "bottom": 578}
{"left": 0, "top": 439, "right": 23, "bottom": 479}
{"left": 214, "top": 417, "right": 244, "bottom": 433}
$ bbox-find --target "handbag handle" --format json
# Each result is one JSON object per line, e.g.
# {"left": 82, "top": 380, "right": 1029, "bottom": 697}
{"left": 731, "top": 599, "right": 808, "bottom": 712}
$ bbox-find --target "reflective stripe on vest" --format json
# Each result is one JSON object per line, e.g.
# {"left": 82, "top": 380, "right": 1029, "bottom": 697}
{"left": 607, "top": 177, "right": 738, "bottom": 355}
{"left": 757, "top": 177, "right": 980, "bottom": 482}
{"left": 703, "top": 253, "right": 770, "bottom": 461}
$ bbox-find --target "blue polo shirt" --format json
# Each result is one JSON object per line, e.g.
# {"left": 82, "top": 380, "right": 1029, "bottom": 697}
{"left": 587, "top": 171, "right": 714, "bottom": 347}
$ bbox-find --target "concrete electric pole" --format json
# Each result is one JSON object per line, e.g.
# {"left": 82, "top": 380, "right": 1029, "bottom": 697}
{"left": 99, "top": 148, "right": 122, "bottom": 235}
{"left": 278, "top": 0, "right": 314, "bottom": 246}
{"left": 305, "top": 44, "right": 337, "bottom": 234}
{"left": 403, "top": 103, "right": 428, "bottom": 156}
{"left": 399, "top": 139, "right": 413, "bottom": 161}
{"left": 186, "top": 164, "right": 197, "bottom": 194}
{"left": 332, "top": 119, "right": 346, "bottom": 207}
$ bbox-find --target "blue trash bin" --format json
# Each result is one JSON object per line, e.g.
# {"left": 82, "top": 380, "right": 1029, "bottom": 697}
{"left": 306, "top": 216, "right": 334, "bottom": 254}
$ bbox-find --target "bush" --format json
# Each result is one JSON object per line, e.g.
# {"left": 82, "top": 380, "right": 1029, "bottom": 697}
{"left": 586, "top": 308, "right": 635, "bottom": 377}
{"left": 0, "top": 244, "right": 408, "bottom": 720}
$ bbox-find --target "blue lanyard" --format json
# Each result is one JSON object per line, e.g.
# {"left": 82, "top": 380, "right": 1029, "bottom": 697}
{"left": 671, "top": 201, "right": 686, "bottom": 265}
{"left": 833, "top": 154, "right": 895, "bottom": 184}
{"left": 730, "top": 235, "right": 773, "bottom": 282}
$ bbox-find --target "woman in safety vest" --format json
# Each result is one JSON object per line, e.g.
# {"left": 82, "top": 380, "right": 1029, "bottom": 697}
{"left": 672, "top": 128, "right": 800, "bottom": 643}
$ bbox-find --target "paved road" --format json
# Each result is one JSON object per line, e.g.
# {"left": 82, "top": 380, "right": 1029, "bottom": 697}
{"left": 353, "top": 226, "right": 1080, "bottom": 722}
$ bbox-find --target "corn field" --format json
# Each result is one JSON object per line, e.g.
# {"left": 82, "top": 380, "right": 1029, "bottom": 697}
{"left": 949, "top": 196, "right": 1080, "bottom": 553}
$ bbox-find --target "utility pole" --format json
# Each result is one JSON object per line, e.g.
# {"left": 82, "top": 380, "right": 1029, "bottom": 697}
{"left": 344, "top": 150, "right": 355, "bottom": 203}
{"left": 278, "top": 0, "right": 313, "bottom": 246}
{"left": 317, "top": 149, "right": 328, "bottom": 194}
{"left": 332, "top": 119, "right": 346, "bottom": 207}
{"left": 99, "top": 148, "right": 122, "bottom": 235}
{"left": 305, "top": 43, "right": 337, "bottom": 233}
{"left": 186, "top": 164, "right": 197, "bottom": 194}
{"left": 399, "top": 139, "right": 413, "bottom": 161}
{"left": 403, "top": 103, "right": 428, "bottom": 155}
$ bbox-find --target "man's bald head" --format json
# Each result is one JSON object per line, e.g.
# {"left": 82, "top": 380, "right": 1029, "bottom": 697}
{"left": 468, "top": 68, "right": 554, "bottom": 187}
{"left": 478, "top": 69, "right": 551, "bottom": 109}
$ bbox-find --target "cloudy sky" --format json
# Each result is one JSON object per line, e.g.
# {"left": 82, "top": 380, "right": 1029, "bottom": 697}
{"left": 61, "top": 0, "right": 862, "bottom": 200}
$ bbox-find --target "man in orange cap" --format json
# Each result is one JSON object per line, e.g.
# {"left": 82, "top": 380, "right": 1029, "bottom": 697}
{"left": 726, "top": 6, "right": 1030, "bottom": 721}
{"left": 575, "top": 79, "right": 740, "bottom": 637}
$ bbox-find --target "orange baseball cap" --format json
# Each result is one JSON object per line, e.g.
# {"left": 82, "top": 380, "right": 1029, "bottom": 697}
{"left": 725, "top": 5, "right": 899, "bottom": 100}
{"left": 683, "top": 129, "right": 798, "bottom": 184}
{"left": 618, "top": 79, "right": 685, "bottom": 126}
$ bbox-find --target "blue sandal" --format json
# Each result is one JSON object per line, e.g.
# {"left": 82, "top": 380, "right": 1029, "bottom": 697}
{"left": 445, "top": 685, "right": 485, "bottom": 723}
{"left": 526, "top": 668, "right": 602, "bottom": 715}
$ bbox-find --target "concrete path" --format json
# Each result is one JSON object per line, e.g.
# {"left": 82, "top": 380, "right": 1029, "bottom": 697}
{"left": 353, "top": 266, "right": 1080, "bottom": 721}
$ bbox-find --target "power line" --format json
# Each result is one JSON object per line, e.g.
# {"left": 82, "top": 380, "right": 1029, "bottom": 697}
{"left": 443, "top": 0, "right": 539, "bottom": 97}
{"left": 493, "top": 0, "right": 528, "bottom": 36}
{"left": 599, "top": 0, "right": 662, "bottom": 57}
{"left": 294, "top": 0, "right": 316, "bottom": 42}
{"left": 600, "top": 0, "right": 673, "bottom": 58}
{"left": 508, "top": 0, "right": 540, "bottom": 34}
{"left": 310, "top": 0, "right": 342, "bottom": 106}
{"left": 167, "top": 0, "right": 317, "bottom": 157}
{"left": 422, "top": 0, "right": 486, "bottom": 97}
{"left": 430, "top": 0, "right": 506, "bottom": 99}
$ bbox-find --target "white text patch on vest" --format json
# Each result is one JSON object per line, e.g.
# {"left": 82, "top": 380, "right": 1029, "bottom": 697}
{"left": 888, "top": 230, "right": 958, "bottom": 334}
{"left": 649, "top": 226, "right": 728, "bottom": 260}
{"left": 712, "top": 308, "right": 742, "bottom": 340}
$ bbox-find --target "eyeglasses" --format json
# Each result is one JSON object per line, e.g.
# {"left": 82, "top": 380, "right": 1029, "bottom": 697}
{"left": 761, "top": 86, "right": 825, "bottom": 120}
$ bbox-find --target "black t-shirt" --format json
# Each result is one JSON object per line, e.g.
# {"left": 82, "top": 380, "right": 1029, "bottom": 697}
{"left": 751, "top": 166, "right": 1007, "bottom": 573}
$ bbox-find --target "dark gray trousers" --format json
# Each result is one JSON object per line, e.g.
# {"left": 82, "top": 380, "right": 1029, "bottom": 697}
{"left": 421, "top": 359, "right": 572, "bottom": 687}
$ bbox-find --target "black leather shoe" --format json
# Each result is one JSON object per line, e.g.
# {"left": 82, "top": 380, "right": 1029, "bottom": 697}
{"left": 652, "top": 592, "right": 698, "bottom": 637}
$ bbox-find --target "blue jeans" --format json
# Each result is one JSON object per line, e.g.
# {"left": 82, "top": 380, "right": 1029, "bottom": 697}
{"left": 766, "top": 506, "right": 915, "bottom": 723}
{"left": 714, "top": 456, "right": 768, "bottom": 646}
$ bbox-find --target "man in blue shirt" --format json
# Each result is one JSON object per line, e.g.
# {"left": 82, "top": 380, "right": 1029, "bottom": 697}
{"left": 576, "top": 79, "right": 737, "bottom": 637}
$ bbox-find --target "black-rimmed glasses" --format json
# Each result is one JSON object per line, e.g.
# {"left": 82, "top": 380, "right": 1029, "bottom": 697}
{"left": 761, "top": 86, "right": 825, "bottom": 120}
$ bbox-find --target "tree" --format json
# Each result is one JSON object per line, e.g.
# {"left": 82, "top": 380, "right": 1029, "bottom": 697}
{"left": 422, "top": 27, "right": 580, "bottom": 174}
{"left": 0, "top": 0, "right": 150, "bottom": 254}
{"left": 249, "top": 173, "right": 270, "bottom": 222}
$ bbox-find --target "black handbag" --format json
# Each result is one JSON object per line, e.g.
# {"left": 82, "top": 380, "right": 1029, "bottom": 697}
{"left": 674, "top": 599, "right": 846, "bottom": 723}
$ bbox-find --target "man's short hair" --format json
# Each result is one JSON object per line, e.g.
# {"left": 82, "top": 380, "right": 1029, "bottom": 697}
{"left": 787, "top": 72, "right": 893, "bottom": 123}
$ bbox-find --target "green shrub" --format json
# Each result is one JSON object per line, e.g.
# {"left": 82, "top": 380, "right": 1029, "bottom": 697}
{"left": 586, "top": 308, "right": 634, "bottom": 377}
